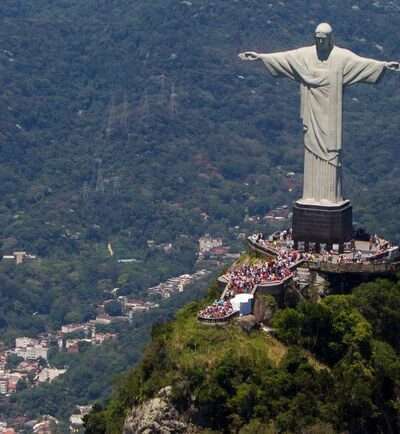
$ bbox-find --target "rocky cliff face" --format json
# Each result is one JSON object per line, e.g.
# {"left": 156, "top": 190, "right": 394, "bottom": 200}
{"left": 123, "top": 386, "right": 199, "bottom": 434}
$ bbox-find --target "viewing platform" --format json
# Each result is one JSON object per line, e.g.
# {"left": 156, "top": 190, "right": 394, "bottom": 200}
{"left": 248, "top": 231, "right": 400, "bottom": 276}
{"left": 198, "top": 239, "right": 303, "bottom": 323}
{"left": 199, "top": 230, "right": 399, "bottom": 324}
{"left": 197, "top": 304, "right": 239, "bottom": 325}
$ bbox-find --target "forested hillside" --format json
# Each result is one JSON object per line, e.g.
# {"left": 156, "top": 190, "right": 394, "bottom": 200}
{"left": 0, "top": 0, "right": 400, "bottom": 430}
{"left": 85, "top": 277, "right": 400, "bottom": 434}
{"left": 0, "top": 0, "right": 399, "bottom": 258}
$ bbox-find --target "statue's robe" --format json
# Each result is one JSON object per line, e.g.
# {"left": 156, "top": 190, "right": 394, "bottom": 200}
{"left": 259, "top": 46, "right": 385, "bottom": 203}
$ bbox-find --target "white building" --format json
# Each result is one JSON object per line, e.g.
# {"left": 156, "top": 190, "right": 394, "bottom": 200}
{"left": 61, "top": 324, "right": 87, "bottom": 335}
{"left": 69, "top": 405, "right": 93, "bottom": 433}
{"left": 15, "top": 345, "right": 48, "bottom": 361}
{"left": 15, "top": 337, "right": 37, "bottom": 348}
{"left": 32, "top": 416, "right": 59, "bottom": 434}
{"left": 231, "top": 294, "right": 254, "bottom": 316}
{"left": 198, "top": 234, "right": 223, "bottom": 255}
{"left": 0, "top": 379, "right": 8, "bottom": 394}
{"left": 36, "top": 368, "right": 66, "bottom": 383}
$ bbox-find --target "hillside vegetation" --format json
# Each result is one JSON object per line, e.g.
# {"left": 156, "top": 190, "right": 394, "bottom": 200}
{"left": 85, "top": 276, "right": 400, "bottom": 434}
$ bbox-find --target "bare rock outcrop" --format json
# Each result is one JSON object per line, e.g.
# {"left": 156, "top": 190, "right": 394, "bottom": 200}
{"left": 123, "top": 386, "right": 199, "bottom": 434}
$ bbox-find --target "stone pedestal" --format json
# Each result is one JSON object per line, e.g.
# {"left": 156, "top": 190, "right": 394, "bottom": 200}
{"left": 292, "top": 200, "right": 352, "bottom": 249}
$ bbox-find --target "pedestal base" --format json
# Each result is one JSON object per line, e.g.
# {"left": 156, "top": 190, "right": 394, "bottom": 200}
{"left": 292, "top": 200, "right": 352, "bottom": 249}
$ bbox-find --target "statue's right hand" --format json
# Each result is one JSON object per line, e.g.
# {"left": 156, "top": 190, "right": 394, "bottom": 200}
{"left": 385, "top": 61, "right": 400, "bottom": 71}
{"left": 238, "top": 51, "right": 259, "bottom": 61}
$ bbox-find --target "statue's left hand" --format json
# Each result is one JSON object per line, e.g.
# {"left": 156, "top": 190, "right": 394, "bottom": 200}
{"left": 385, "top": 61, "right": 400, "bottom": 71}
{"left": 238, "top": 51, "right": 260, "bottom": 61}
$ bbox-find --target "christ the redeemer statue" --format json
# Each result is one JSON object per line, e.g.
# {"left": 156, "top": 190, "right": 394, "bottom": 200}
{"left": 239, "top": 23, "right": 399, "bottom": 205}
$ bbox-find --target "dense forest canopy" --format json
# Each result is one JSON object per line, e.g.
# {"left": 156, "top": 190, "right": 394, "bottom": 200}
{"left": 0, "top": 0, "right": 399, "bottom": 259}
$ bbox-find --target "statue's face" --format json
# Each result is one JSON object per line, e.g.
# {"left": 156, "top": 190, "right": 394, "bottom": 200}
{"left": 315, "top": 34, "right": 332, "bottom": 52}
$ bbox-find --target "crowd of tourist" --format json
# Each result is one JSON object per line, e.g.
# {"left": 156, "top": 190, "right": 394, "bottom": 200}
{"left": 311, "top": 234, "right": 394, "bottom": 264}
{"left": 198, "top": 300, "right": 234, "bottom": 321}
{"left": 198, "top": 240, "right": 306, "bottom": 321}
{"left": 369, "top": 234, "right": 391, "bottom": 252}
{"left": 249, "top": 230, "right": 295, "bottom": 252}
{"left": 317, "top": 251, "right": 361, "bottom": 264}
{"left": 225, "top": 249, "right": 302, "bottom": 297}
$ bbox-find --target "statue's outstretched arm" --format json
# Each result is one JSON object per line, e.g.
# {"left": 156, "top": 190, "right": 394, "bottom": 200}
{"left": 343, "top": 52, "right": 400, "bottom": 86}
{"left": 238, "top": 48, "right": 303, "bottom": 82}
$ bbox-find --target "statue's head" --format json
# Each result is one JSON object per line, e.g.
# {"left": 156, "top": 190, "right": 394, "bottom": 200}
{"left": 314, "top": 22, "right": 334, "bottom": 55}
